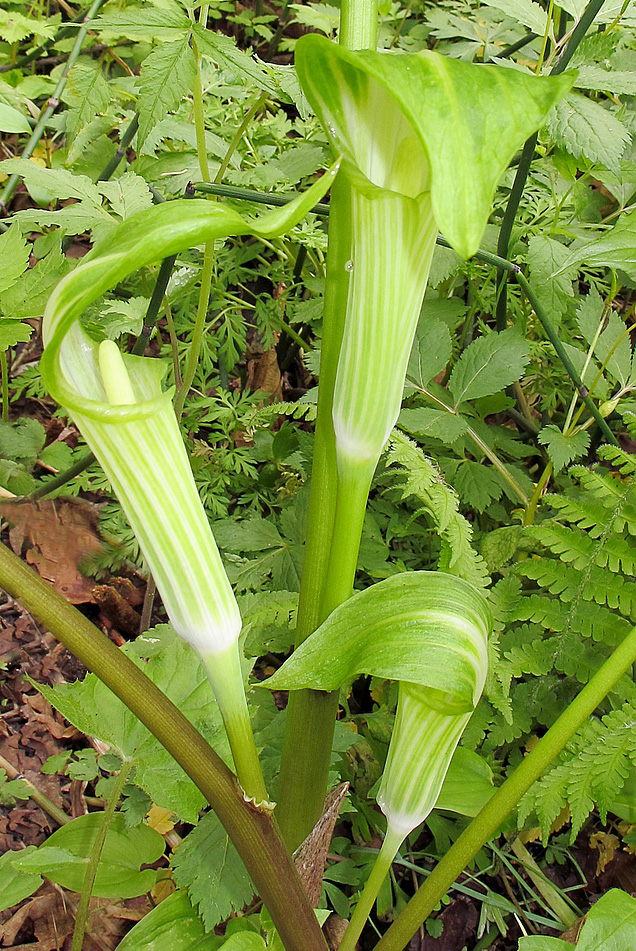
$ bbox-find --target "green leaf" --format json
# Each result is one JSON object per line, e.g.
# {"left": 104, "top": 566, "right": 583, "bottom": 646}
{"left": 192, "top": 24, "right": 281, "bottom": 97}
{"left": 575, "top": 65, "right": 636, "bottom": 95}
{"left": 547, "top": 93, "right": 630, "bottom": 173}
{"left": 13, "top": 813, "right": 164, "bottom": 899}
{"left": 117, "top": 890, "right": 223, "bottom": 950}
{"left": 0, "top": 417, "right": 46, "bottom": 462}
{"left": 453, "top": 461, "right": 502, "bottom": 512}
{"left": 406, "top": 316, "right": 453, "bottom": 389}
{"left": 435, "top": 747, "right": 494, "bottom": 816}
{"left": 575, "top": 889, "right": 636, "bottom": 951}
{"left": 99, "top": 172, "right": 153, "bottom": 220}
{"left": 0, "top": 848, "right": 42, "bottom": 912}
{"left": 63, "top": 62, "right": 110, "bottom": 149}
{"left": 93, "top": 9, "right": 192, "bottom": 40}
{"left": 0, "top": 242, "right": 71, "bottom": 319}
{"left": 553, "top": 207, "right": 636, "bottom": 281}
{"left": 517, "top": 940, "right": 569, "bottom": 950}
{"left": 266, "top": 571, "right": 491, "bottom": 714}
{"left": 0, "top": 102, "right": 31, "bottom": 134}
{"left": 479, "top": 0, "right": 547, "bottom": 33}
{"left": 296, "top": 33, "right": 572, "bottom": 257}
{"left": 137, "top": 39, "right": 196, "bottom": 151}
{"left": 36, "top": 628, "right": 232, "bottom": 823}
{"left": 527, "top": 235, "right": 575, "bottom": 322}
{"left": 171, "top": 810, "right": 255, "bottom": 931}
{"left": 538, "top": 425, "right": 590, "bottom": 473}
{"left": 0, "top": 320, "right": 33, "bottom": 351}
{"left": 448, "top": 329, "right": 530, "bottom": 407}
{"left": 0, "top": 158, "right": 103, "bottom": 206}
{"left": 0, "top": 225, "right": 31, "bottom": 294}
{"left": 399, "top": 406, "right": 468, "bottom": 443}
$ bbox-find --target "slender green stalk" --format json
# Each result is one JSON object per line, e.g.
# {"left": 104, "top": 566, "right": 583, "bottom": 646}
{"left": 494, "top": 0, "right": 606, "bottom": 329}
{"left": 201, "top": 644, "right": 269, "bottom": 803}
{"left": 214, "top": 92, "right": 268, "bottom": 186}
{"left": 28, "top": 449, "right": 95, "bottom": 500}
{"left": 0, "top": 0, "right": 106, "bottom": 211}
{"left": 97, "top": 115, "right": 140, "bottom": 183}
{"left": 0, "top": 541, "right": 328, "bottom": 951}
{"left": 193, "top": 182, "right": 330, "bottom": 216}
{"left": 340, "top": 829, "right": 403, "bottom": 951}
{"left": 340, "top": 0, "right": 378, "bottom": 50}
{"left": 0, "top": 752, "right": 69, "bottom": 827}
{"left": 71, "top": 760, "right": 133, "bottom": 951}
{"left": 1, "top": 350, "right": 8, "bottom": 424}
{"left": 373, "top": 621, "right": 636, "bottom": 951}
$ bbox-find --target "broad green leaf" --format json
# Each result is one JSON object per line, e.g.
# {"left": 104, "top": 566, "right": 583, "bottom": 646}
{"left": 171, "top": 809, "right": 255, "bottom": 931}
{"left": 192, "top": 24, "right": 281, "bottom": 97}
{"left": 453, "top": 460, "right": 503, "bottom": 512}
{"left": 547, "top": 93, "right": 630, "bottom": 173}
{"left": 527, "top": 235, "right": 575, "bottom": 323}
{"left": 0, "top": 848, "right": 42, "bottom": 912}
{"left": 296, "top": 33, "right": 572, "bottom": 257}
{"left": 63, "top": 62, "right": 110, "bottom": 149}
{"left": 13, "top": 813, "right": 164, "bottom": 899}
{"left": 553, "top": 207, "right": 636, "bottom": 281}
{"left": 93, "top": 9, "right": 192, "bottom": 40}
{"left": 117, "top": 890, "right": 223, "bottom": 950}
{"left": 0, "top": 9, "right": 59, "bottom": 42}
{"left": 435, "top": 747, "right": 494, "bottom": 816}
{"left": 37, "top": 627, "right": 231, "bottom": 823}
{"left": 575, "top": 66, "right": 636, "bottom": 95}
{"left": 0, "top": 320, "right": 33, "bottom": 351}
{"left": 137, "top": 38, "right": 196, "bottom": 150}
{"left": 99, "top": 172, "right": 154, "bottom": 220}
{"left": 399, "top": 406, "right": 469, "bottom": 443}
{"left": 518, "top": 940, "right": 569, "bottom": 950}
{"left": 406, "top": 316, "right": 453, "bottom": 389}
{"left": 538, "top": 426, "right": 590, "bottom": 473}
{"left": 0, "top": 225, "right": 30, "bottom": 294}
{"left": 479, "top": 0, "right": 548, "bottom": 34}
{"left": 0, "top": 102, "right": 31, "bottom": 134}
{"left": 266, "top": 571, "right": 491, "bottom": 714}
{"left": 0, "top": 158, "right": 103, "bottom": 206}
{"left": 0, "top": 242, "right": 71, "bottom": 319}
{"left": 448, "top": 329, "right": 530, "bottom": 407}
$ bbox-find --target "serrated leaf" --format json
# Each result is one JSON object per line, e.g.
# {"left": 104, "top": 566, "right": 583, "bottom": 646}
{"left": 67, "top": 114, "right": 116, "bottom": 166}
{"left": 0, "top": 158, "right": 103, "bottom": 206}
{"left": 0, "top": 102, "right": 31, "bottom": 134}
{"left": 137, "top": 38, "right": 196, "bottom": 150}
{"left": 37, "top": 627, "right": 232, "bottom": 823}
{"left": 13, "top": 813, "right": 163, "bottom": 899}
{"left": 527, "top": 234, "right": 575, "bottom": 322}
{"left": 117, "top": 890, "right": 221, "bottom": 951}
{"left": 538, "top": 425, "right": 591, "bottom": 473}
{"left": 265, "top": 571, "right": 491, "bottom": 714}
{"left": 547, "top": 93, "right": 630, "bottom": 173}
{"left": 0, "top": 320, "right": 33, "bottom": 351}
{"left": 99, "top": 172, "right": 153, "bottom": 220}
{"left": 448, "top": 329, "right": 529, "bottom": 407}
{"left": 93, "top": 8, "right": 192, "bottom": 40}
{"left": 0, "top": 243, "right": 71, "bottom": 319}
{"left": 575, "top": 65, "right": 636, "bottom": 95}
{"left": 553, "top": 207, "right": 636, "bottom": 281}
{"left": 406, "top": 316, "right": 453, "bottom": 389}
{"left": 0, "top": 225, "right": 30, "bottom": 294}
{"left": 171, "top": 810, "right": 255, "bottom": 930}
{"left": 192, "top": 24, "right": 280, "bottom": 96}
{"left": 63, "top": 62, "right": 110, "bottom": 149}
{"left": 453, "top": 461, "right": 502, "bottom": 512}
{"left": 399, "top": 406, "right": 468, "bottom": 443}
{"left": 479, "top": 0, "right": 548, "bottom": 34}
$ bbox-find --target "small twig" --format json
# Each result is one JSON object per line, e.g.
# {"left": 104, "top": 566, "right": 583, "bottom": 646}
{"left": 0, "top": 752, "right": 70, "bottom": 827}
{"left": 139, "top": 577, "right": 156, "bottom": 634}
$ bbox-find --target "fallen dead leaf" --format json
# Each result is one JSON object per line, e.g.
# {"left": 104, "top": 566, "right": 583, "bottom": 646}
{"left": 590, "top": 831, "right": 621, "bottom": 875}
{"left": 2, "top": 499, "right": 103, "bottom": 604}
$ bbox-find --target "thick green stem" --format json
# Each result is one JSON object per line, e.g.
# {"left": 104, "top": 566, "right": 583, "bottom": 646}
{"left": 71, "top": 760, "right": 133, "bottom": 951}
{"left": 0, "top": 541, "right": 328, "bottom": 951}
{"left": 1, "top": 350, "right": 8, "bottom": 423}
{"left": 340, "top": 0, "right": 378, "bottom": 50}
{"left": 276, "top": 175, "right": 352, "bottom": 849}
{"left": 201, "top": 643, "right": 269, "bottom": 804}
{"left": 373, "top": 622, "right": 636, "bottom": 951}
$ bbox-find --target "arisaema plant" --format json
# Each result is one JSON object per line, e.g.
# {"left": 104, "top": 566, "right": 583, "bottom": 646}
{"left": 276, "top": 32, "right": 574, "bottom": 849}
{"left": 39, "top": 166, "right": 339, "bottom": 805}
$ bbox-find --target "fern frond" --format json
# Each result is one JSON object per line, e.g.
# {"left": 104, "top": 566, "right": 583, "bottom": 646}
{"left": 386, "top": 430, "right": 490, "bottom": 589}
{"left": 518, "top": 560, "right": 636, "bottom": 618}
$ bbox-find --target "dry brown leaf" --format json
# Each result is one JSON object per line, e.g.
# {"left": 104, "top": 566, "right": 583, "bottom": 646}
{"left": 2, "top": 499, "right": 103, "bottom": 604}
{"left": 590, "top": 831, "right": 621, "bottom": 875}
{"left": 246, "top": 347, "right": 282, "bottom": 401}
{"left": 294, "top": 782, "right": 349, "bottom": 908}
